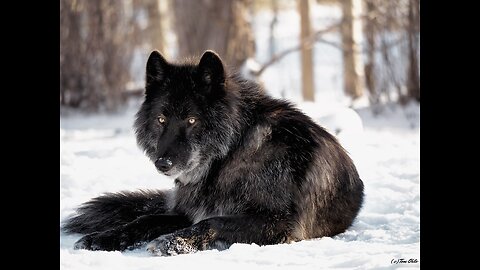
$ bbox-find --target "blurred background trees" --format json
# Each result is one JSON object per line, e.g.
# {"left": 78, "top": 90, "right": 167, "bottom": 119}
{"left": 60, "top": 0, "right": 133, "bottom": 111}
{"left": 60, "top": 0, "right": 420, "bottom": 112}
{"left": 172, "top": 0, "right": 255, "bottom": 69}
{"left": 361, "top": 0, "right": 420, "bottom": 108}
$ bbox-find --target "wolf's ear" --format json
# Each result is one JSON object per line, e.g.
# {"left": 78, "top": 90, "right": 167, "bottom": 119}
{"left": 146, "top": 51, "right": 168, "bottom": 86}
{"left": 198, "top": 50, "right": 225, "bottom": 86}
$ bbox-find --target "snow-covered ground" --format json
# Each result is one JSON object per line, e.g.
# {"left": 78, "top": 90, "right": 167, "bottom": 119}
{"left": 61, "top": 4, "right": 419, "bottom": 269}
{"left": 60, "top": 98, "right": 419, "bottom": 270}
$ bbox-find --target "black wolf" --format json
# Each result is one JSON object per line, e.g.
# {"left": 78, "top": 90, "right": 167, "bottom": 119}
{"left": 63, "top": 50, "right": 364, "bottom": 256}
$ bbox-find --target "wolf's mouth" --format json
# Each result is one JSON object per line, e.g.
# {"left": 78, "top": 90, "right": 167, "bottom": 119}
{"left": 159, "top": 168, "right": 183, "bottom": 179}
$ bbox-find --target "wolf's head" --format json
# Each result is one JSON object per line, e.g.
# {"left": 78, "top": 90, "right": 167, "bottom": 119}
{"left": 134, "top": 50, "right": 240, "bottom": 181}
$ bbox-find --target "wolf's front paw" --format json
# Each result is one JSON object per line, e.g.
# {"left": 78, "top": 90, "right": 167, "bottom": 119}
{"left": 73, "top": 234, "right": 93, "bottom": 250}
{"left": 146, "top": 234, "right": 197, "bottom": 256}
{"left": 74, "top": 230, "right": 129, "bottom": 251}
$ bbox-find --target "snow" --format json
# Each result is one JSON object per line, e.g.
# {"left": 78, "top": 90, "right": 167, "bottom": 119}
{"left": 60, "top": 99, "right": 419, "bottom": 269}
{"left": 60, "top": 4, "right": 419, "bottom": 269}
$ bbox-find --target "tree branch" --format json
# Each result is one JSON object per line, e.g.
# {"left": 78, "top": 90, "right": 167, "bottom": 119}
{"left": 250, "top": 22, "right": 341, "bottom": 77}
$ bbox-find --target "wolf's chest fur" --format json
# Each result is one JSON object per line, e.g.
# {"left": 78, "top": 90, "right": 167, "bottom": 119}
{"left": 171, "top": 123, "right": 292, "bottom": 224}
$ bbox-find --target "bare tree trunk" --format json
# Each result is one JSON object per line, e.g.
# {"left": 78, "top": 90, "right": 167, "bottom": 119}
{"left": 60, "top": 0, "right": 133, "bottom": 111}
{"left": 145, "top": 0, "right": 165, "bottom": 53}
{"left": 269, "top": 0, "right": 279, "bottom": 58}
{"left": 341, "top": 0, "right": 364, "bottom": 99}
{"left": 298, "top": 0, "right": 315, "bottom": 101}
{"left": 60, "top": 0, "right": 85, "bottom": 107}
{"left": 363, "top": 0, "right": 378, "bottom": 105}
{"left": 171, "top": 0, "right": 255, "bottom": 68}
{"left": 407, "top": 0, "right": 420, "bottom": 102}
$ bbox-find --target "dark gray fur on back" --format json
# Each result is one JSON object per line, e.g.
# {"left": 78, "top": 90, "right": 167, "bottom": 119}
{"left": 63, "top": 50, "right": 364, "bottom": 255}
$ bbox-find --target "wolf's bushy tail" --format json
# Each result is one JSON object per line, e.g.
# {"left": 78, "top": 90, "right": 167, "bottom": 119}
{"left": 62, "top": 190, "right": 168, "bottom": 234}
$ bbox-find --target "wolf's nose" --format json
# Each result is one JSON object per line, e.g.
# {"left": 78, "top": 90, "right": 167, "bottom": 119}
{"left": 155, "top": 157, "right": 173, "bottom": 172}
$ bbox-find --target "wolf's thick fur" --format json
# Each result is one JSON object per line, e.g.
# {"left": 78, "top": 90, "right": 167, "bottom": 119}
{"left": 63, "top": 50, "right": 364, "bottom": 256}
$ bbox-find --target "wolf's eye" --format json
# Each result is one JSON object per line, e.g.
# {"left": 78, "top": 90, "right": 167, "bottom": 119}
{"left": 188, "top": 117, "right": 196, "bottom": 125}
{"left": 157, "top": 116, "right": 166, "bottom": 124}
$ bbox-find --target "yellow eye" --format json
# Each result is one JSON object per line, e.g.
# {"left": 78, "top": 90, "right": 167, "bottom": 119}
{"left": 157, "top": 116, "right": 166, "bottom": 124}
{"left": 188, "top": 117, "right": 196, "bottom": 124}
